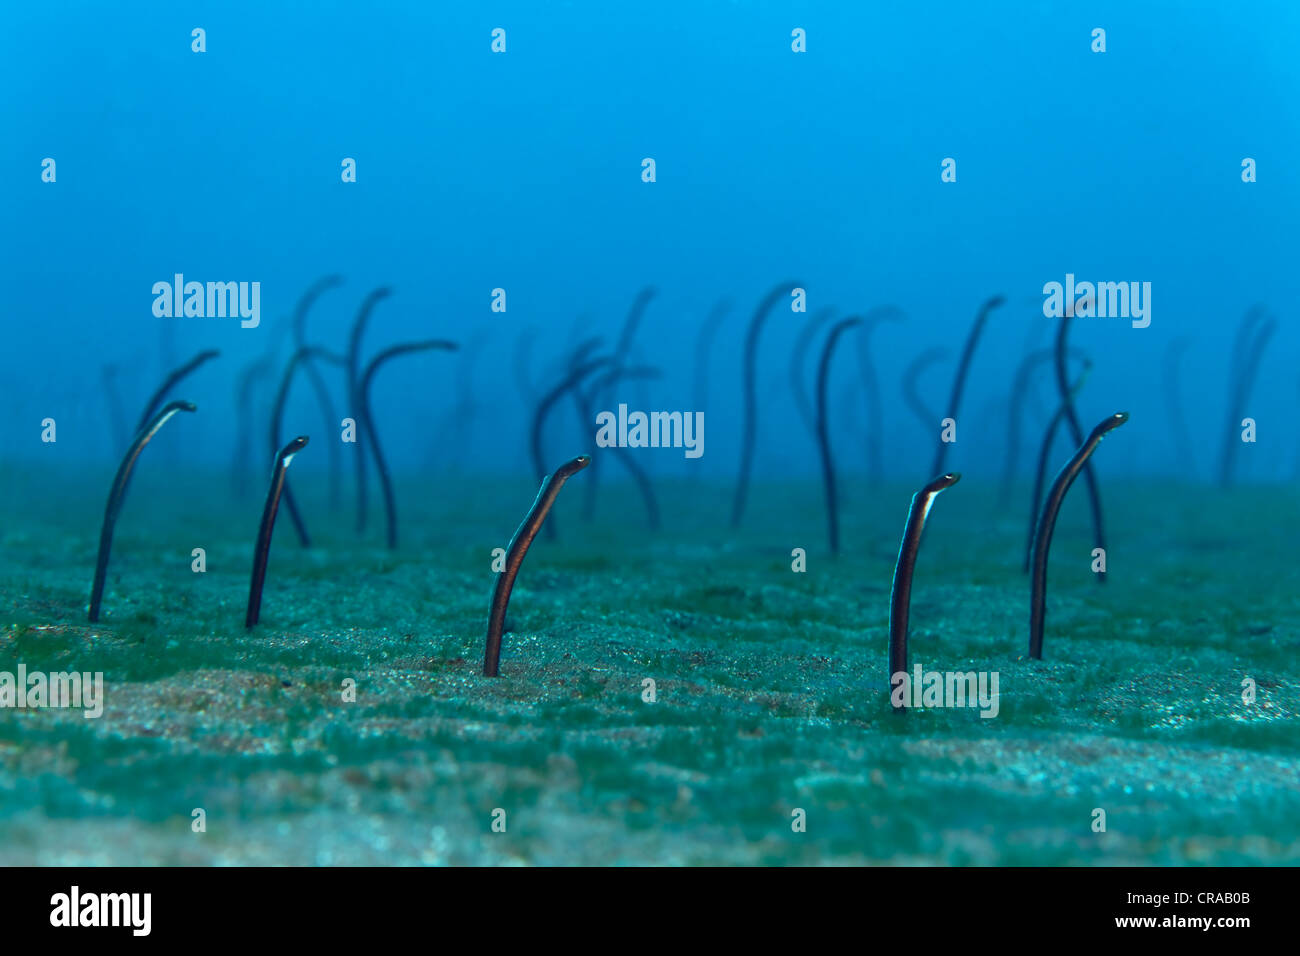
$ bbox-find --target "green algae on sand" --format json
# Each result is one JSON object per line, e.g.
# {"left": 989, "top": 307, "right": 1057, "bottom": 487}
{"left": 1, "top": 466, "right": 1297, "bottom": 865}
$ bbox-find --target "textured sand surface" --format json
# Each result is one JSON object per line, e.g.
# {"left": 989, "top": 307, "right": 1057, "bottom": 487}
{"left": 1, "top": 466, "right": 1296, "bottom": 865}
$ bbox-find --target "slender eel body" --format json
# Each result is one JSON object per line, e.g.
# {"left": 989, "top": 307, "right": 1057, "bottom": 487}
{"left": 1219, "top": 305, "right": 1268, "bottom": 482}
{"left": 585, "top": 289, "right": 656, "bottom": 519}
{"left": 1219, "top": 313, "right": 1275, "bottom": 487}
{"left": 1000, "top": 348, "right": 1055, "bottom": 506}
{"left": 566, "top": 338, "right": 605, "bottom": 463}
{"left": 888, "top": 471, "right": 961, "bottom": 711}
{"left": 292, "top": 275, "right": 344, "bottom": 506}
{"left": 732, "top": 280, "right": 803, "bottom": 528}
{"left": 88, "top": 401, "right": 197, "bottom": 622}
{"left": 246, "top": 436, "right": 309, "bottom": 629}
{"left": 902, "top": 347, "right": 951, "bottom": 438}
{"left": 1053, "top": 311, "right": 1108, "bottom": 580}
{"left": 790, "top": 306, "right": 838, "bottom": 437}
{"left": 272, "top": 346, "right": 346, "bottom": 547}
{"left": 1217, "top": 308, "right": 1264, "bottom": 487}
{"left": 855, "top": 306, "right": 905, "bottom": 483}
{"left": 512, "top": 325, "right": 542, "bottom": 409}
{"left": 1024, "top": 358, "right": 1092, "bottom": 571}
{"left": 1029, "top": 412, "right": 1129, "bottom": 659}
{"left": 358, "top": 339, "right": 459, "bottom": 548}
{"left": 233, "top": 324, "right": 291, "bottom": 495}
{"left": 532, "top": 357, "right": 611, "bottom": 539}
{"left": 136, "top": 350, "right": 219, "bottom": 432}
{"left": 347, "top": 287, "right": 394, "bottom": 533}
{"left": 814, "top": 317, "right": 863, "bottom": 554}
{"left": 692, "top": 299, "right": 731, "bottom": 428}
{"left": 565, "top": 336, "right": 605, "bottom": 522}
{"left": 999, "top": 345, "right": 1084, "bottom": 508}
{"left": 583, "top": 365, "right": 662, "bottom": 530}
{"left": 484, "top": 455, "right": 591, "bottom": 676}
{"left": 932, "top": 295, "right": 1003, "bottom": 476}
{"left": 614, "top": 288, "right": 656, "bottom": 359}
{"left": 1024, "top": 406, "right": 1070, "bottom": 572}
{"left": 233, "top": 355, "right": 275, "bottom": 497}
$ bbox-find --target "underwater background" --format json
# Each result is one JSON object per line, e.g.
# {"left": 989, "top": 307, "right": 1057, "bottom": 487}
{"left": 0, "top": 1, "right": 1297, "bottom": 864}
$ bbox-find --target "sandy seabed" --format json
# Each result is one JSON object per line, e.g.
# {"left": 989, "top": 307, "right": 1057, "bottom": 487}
{"left": 1, "top": 464, "right": 1297, "bottom": 865}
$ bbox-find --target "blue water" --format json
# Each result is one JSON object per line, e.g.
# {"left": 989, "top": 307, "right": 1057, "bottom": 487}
{"left": 2, "top": 1, "right": 1297, "bottom": 486}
